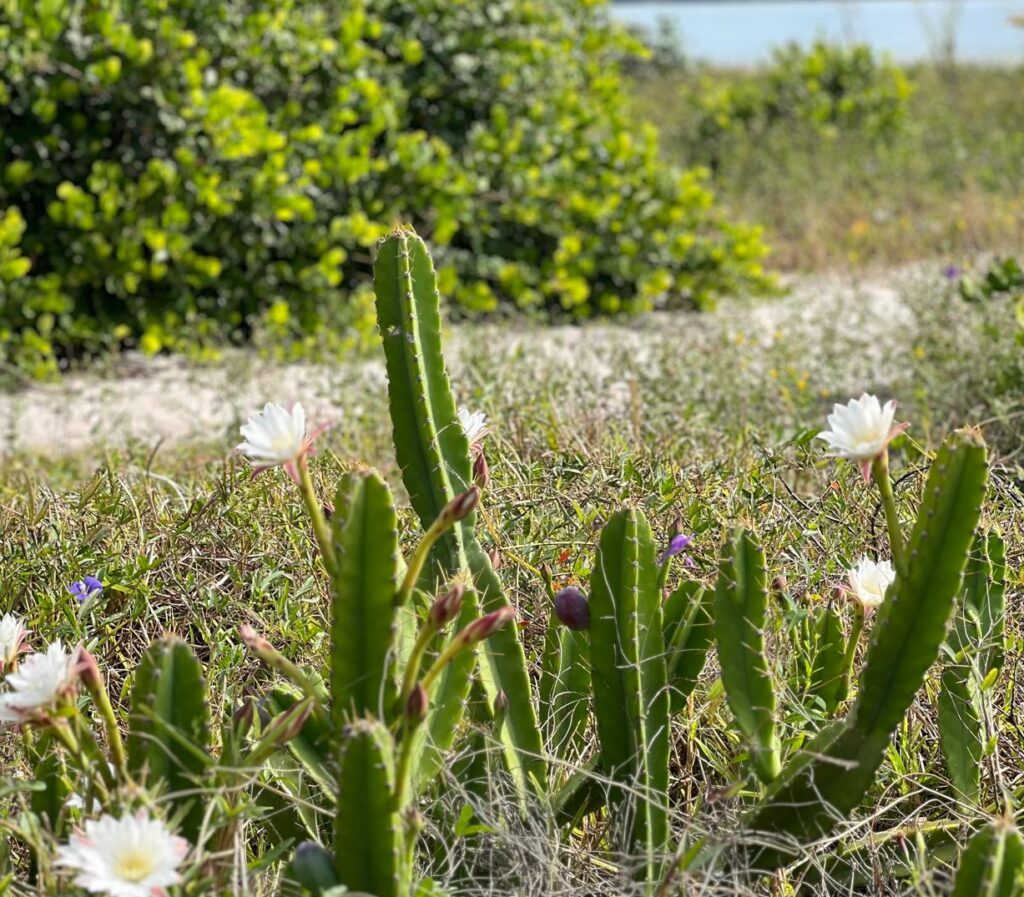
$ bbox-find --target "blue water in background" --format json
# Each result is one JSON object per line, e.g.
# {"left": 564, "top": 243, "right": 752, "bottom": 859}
{"left": 610, "top": 1, "right": 1024, "bottom": 65}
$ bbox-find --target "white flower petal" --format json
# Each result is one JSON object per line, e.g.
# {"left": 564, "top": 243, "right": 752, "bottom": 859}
{"left": 56, "top": 811, "right": 189, "bottom": 897}
{"left": 817, "top": 393, "right": 903, "bottom": 462}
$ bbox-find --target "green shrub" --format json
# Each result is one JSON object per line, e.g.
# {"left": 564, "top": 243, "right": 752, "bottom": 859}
{"left": 0, "top": 0, "right": 770, "bottom": 377}
{"left": 676, "top": 41, "right": 912, "bottom": 169}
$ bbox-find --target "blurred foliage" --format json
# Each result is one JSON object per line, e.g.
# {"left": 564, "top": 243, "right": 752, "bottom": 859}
{"left": 0, "top": 0, "right": 770, "bottom": 378}
{"left": 675, "top": 42, "right": 912, "bottom": 171}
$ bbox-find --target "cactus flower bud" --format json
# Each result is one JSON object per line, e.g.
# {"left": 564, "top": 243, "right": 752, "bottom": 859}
{"left": 771, "top": 575, "right": 788, "bottom": 597}
{"left": 445, "top": 486, "right": 480, "bottom": 523}
{"left": 459, "top": 606, "right": 516, "bottom": 646}
{"left": 488, "top": 548, "right": 502, "bottom": 570}
{"left": 473, "top": 451, "right": 489, "bottom": 490}
{"left": 77, "top": 649, "right": 104, "bottom": 693}
{"left": 493, "top": 689, "right": 508, "bottom": 716}
{"left": 554, "top": 586, "right": 590, "bottom": 630}
{"left": 539, "top": 563, "right": 553, "bottom": 589}
{"left": 289, "top": 841, "right": 338, "bottom": 893}
{"left": 429, "top": 584, "right": 465, "bottom": 628}
{"left": 406, "top": 682, "right": 429, "bottom": 724}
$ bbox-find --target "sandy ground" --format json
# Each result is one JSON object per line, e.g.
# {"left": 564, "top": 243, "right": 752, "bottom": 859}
{"left": 0, "top": 268, "right": 926, "bottom": 457}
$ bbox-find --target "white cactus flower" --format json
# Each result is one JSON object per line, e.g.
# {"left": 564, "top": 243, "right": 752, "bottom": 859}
{"left": 237, "top": 402, "right": 327, "bottom": 482}
{"left": 846, "top": 556, "right": 896, "bottom": 611}
{"left": 457, "top": 406, "right": 489, "bottom": 446}
{"left": 817, "top": 393, "right": 908, "bottom": 480}
{"left": 56, "top": 810, "right": 189, "bottom": 897}
{"left": 0, "top": 613, "right": 30, "bottom": 673}
{"left": 0, "top": 640, "right": 80, "bottom": 724}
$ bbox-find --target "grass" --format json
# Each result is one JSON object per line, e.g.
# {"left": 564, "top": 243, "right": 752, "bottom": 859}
{"left": 630, "top": 62, "right": 1024, "bottom": 270}
{"left": 1, "top": 263, "right": 1023, "bottom": 892}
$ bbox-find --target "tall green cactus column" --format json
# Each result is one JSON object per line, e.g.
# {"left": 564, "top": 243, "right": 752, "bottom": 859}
{"left": 589, "top": 509, "right": 670, "bottom": 883}
{"left": 373, "top": 227, "right": 545, "bottom": 794}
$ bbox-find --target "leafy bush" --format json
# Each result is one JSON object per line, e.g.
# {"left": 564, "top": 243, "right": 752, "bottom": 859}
{"left": 0, "top": 0, "right": 770, "bottom": 377}
{"left": 675, "top": 41, "right": 912, "bottom": 169}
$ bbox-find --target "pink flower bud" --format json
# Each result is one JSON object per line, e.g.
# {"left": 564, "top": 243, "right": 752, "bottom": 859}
{"left": 459, "top": 606, "right": 516, "bottom": 646}
{"left": 473, "top": 452, "right": 489, "bottom": 490}
{"left": 429, "top": 584, "right": 465, "bottom": 628}
{"left": 445, "top": 486, "right": 480, "bottom": 523}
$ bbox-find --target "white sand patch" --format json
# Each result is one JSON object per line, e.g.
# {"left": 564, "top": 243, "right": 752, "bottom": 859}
{"left": 0, "top": 269, "right": 930, "bottom": 457}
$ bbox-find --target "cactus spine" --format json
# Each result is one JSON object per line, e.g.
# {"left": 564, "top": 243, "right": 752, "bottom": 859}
{"left": 589, "top": 508, "right": 670, "bottom": 879}
{"left": 712, "top": 529, "right": 781, "bottom": 783}
{"left": 745, "top": 429, "right": 989, "bottom": 868}
{"left": 374, "top": 227, "right": 544, "bottom": 793}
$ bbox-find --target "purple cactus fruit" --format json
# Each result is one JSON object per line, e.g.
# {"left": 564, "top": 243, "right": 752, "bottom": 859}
{"left": 554, "top": 586, "right": 590, "bottom": 630}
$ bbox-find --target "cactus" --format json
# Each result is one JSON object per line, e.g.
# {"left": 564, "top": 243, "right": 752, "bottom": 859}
{"left": 808, "top": 604, "right": 848, "bottom": 715}
{"left": 329, "top": 470, "right": 400, "bottom": 723}
{"left": 745, "top": 429, "right": 989, "bottom": 869}
{"left": 712, "top": 529, "right": 781, "bottom": 783}
{"left": 127, "top": 638, "right": 212, "bottom": 842}
{"left": 663, "top": 581, "right": 714, "bottom": 715}
{"left": 373, "top": 227, "right": 544, "bottom": 793}
{"left": 938, "top": 529, "right": 1006, "bottom": 803}
{"left": 589, "top": 508, "right": 670, "bottom": 878}
{"left": 950, "top": 818, "right": 1024, "bottom": 897}
{"left": 333, "top": 718, "right": 407, "bottom": 897}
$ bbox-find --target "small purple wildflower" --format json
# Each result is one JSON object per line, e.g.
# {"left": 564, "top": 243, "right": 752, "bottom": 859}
{"left": 942, "top": 264, "right": 962, "bottom": 281}
{"left": 68, "top": 575, "right": 103, "bottom": 603}
{"left": 658, "top": 533, "right": 693, "bottom": 566}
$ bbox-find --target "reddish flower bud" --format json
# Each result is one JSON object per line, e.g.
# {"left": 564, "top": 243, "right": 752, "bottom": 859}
{"left": 445, "top": 486, "right": 480, "bottom": 523}
{"left": 406, "top": 683, "right": 429, "bottom": 724}
{"left": 459, "top": 606, "right": 516, "bottom": 646}
{"left": 488, "top": 548, "right": 502, "bottom": 570}
{"left": 429, "top": 584, "right": 465, "bottom": 628}
{"left": 539, "top": 563, "right": 553, "bottom": 589}
{"left": 554, "top": 587, "right": 590, "bottom": 630}
{"left": 76, "top": 648, "right": 104, "bottom": 693}
{"left": 473, "top": 452, "right": 489, "bottom": 490}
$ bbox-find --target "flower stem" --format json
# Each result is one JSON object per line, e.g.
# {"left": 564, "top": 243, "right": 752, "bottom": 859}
{"left": 839, "top": 604, "right": 866, "bottom": 703}
{"left": 298, "top": 457, "right": 337, "bottom": 575}
{"left": 398, "top": 623, "right": 438, "bottom": 709}
{"left": 87, "top": 678, "right": 130, "bottom": 784}
{"left": 871, "top": 453, "right": 905, "bottom": 572}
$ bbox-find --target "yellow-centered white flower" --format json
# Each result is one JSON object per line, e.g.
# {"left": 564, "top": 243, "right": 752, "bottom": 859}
{"left": 0, "top": 640, "right": 80, "bottom": 724}
{"left": 846, "top": 557, "right": 896, "bottom": 611}
{"left": 817, "top": 393, "right": 908, "bottom": 480}
{"left": 0, "top": 613, "right": 30, "bottom": 672}
{"left": 237, "top": 402, "right": 326, "bottom": 483}
{"left": 56, "top": 810, "right": 189, "bottom": 897}
{"left": 457, "top": 406, "right": 489, "bottom": 446}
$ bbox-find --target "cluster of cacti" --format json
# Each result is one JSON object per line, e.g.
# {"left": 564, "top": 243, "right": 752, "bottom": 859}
{"left": 3, "top": 225, "right": 1014, "bottom": 897}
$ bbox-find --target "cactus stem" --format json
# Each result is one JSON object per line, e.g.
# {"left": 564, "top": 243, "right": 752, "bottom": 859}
{"left": 298, "top": 456, "right": 337, "bottom": 574}
{"left": 871, "top": 454, "right": 905, "bottom": 572}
